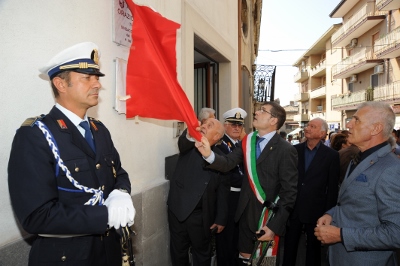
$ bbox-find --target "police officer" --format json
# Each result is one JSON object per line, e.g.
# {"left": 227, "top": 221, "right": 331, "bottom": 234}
{"left": 215, "top": 107, "right": 247, "bottom": 266}
{"left": 8, "top": 42, "right": 135, "bottom": 266}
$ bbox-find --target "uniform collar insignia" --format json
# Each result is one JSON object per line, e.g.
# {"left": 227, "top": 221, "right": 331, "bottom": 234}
{"left": 90, "top": 120, "right": 98, "bottom": 131}
{"left": 57, "top": 119, "right": 68, "bottom": 129}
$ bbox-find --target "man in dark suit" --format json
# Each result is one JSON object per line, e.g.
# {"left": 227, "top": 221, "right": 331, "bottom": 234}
{"left": 8, "top": 42, "right": 135, "bottom": 265}
{"left": 167, "top": 118, "right": 230, "bottom": 266}
{"left": 283, "top": 118, "right": 339, "bottom": 266}
{"left": 195, "top": 101, "right": 298, "bottom": 265}
{"left": 215, "top": 108, "right": 247, "bottom": 266}
{"left": 315, "top": 102, "right": 400, "bottom": 266}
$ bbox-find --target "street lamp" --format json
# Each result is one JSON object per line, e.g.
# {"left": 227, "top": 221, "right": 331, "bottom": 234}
{"left": 258, "top": 78, "right": 265, "bottom": 102}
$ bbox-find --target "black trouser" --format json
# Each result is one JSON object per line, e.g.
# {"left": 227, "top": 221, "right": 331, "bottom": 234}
{"left": 216, "top": 190, "right": 240, "bottom": 266}
{"left": 282, "top": 217, "right": 321, "bottom": 266}
{"left": 168, "top": 209, "right": 211, "bottom": 266}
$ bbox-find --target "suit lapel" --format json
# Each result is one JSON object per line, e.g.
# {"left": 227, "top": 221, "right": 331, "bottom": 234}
{"left": 89, "top": 119, "right": 102, "bottom": 161}
{"left": 48, "top": 107, "right": 96, "bottom": 158}
{"left": 296, "top": 143, "right": 306, "bottom": 179}
{"left": 339, "top": 146, "right": 389, "bottom": 197}
{"left": 223, "top": 135, "right": 235, "bottom": 152}
{"left": 257, "top": 133, "right": 278, "bottom": 164}
{"left": 305, "top": 144, "right": 327, "bottom": 174}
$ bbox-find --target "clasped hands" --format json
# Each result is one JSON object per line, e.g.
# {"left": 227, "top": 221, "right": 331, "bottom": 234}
{"left": 314, "top": 214, "right": 341, "bottom": 245}
{"left": 104, "top": 189, "right": 136, "bottom": 229}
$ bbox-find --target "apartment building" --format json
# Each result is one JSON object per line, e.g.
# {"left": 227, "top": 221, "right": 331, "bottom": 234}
{"left": 293, "top": 24, "right": 343, "bottom": 132}
{"left": 293, "top": 0, "right": 400, "bottom": 131}
{"left": 330, "top": 0, "right": 400, "bottom": 128}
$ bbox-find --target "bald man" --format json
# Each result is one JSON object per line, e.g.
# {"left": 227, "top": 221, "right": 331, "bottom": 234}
{"left": 167, "top": 118, "right": 229, "bottom": 265}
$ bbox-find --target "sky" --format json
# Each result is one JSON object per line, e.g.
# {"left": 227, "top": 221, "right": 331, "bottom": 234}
{"left": 256, "top": 0, "right": 342, "bottom": 106}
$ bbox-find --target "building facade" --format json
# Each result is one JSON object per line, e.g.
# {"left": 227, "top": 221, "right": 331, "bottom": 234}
{"left": 293, "top": 24, "right": 343, "bottom": 132}
{"left": 293, "top": 0, "right": 400, "bottom": 132}
{"left": 0, "top": 1, "right": 262, "bottom": 265}
{"left": 330, "top": 0, "right": 400, "bottom": 128}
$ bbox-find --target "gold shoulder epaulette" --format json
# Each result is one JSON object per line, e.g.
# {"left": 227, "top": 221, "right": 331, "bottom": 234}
{"left": 89, "top": 117, "right": 103, "bottom": 124}
{"left": 215, "top": 140, "right": 223, "bottom": 146}
{"left": 21, "top": 115, "right": 45, "bottom": 127}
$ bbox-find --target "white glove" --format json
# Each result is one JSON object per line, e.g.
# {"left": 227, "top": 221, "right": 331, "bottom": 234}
{"left": 104, "top": 189, "right": 135, "bottom": 229}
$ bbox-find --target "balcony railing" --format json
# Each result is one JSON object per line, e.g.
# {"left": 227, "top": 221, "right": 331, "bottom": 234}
{"left": 310, "top": 112, "right": 325, "bottom": 119}
{"left": 310, "top": 85, "right": 326, "bottom": 99}
{"left": 332, "top": 47, "right": 374, "bottom": 77}
{"left": 294, "top": 113, "right": 310, "bottom": 122}
{"left": 331, "top": 89, "right": 374, "bottom": 110}
{"left": 374, "top": 26, "right": 400, "bottom": 58}
{"left": 310, "top": 59, "right": 326, "bottom": 77}
{"left": 376, "top": 0, "right": 400, "bottom": 11}
{"left": 293, "top": 92, "right": 309, "bottom": 102}
{"left": 373, "top": 80, "right": 400, "bottom": 102}
{"left": 332, "top": 2, "right": 386, "bottom": 46}
{"left": 294, "top": 70, "right": 309, "bottom": 83}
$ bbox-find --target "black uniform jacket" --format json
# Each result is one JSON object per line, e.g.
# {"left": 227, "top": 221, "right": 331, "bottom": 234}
{"left": 215, "top": 134, "right": 244, "bottom": 188}
{"left": 167, "top": 131, "right": 230, "bottom": 235}
{"left": 8, "top": 106, "right": 130, "bottom": 264}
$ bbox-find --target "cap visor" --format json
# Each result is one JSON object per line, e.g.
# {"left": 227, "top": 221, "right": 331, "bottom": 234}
{"left": 73, "top": 69, "right": 105, "bottom": 77}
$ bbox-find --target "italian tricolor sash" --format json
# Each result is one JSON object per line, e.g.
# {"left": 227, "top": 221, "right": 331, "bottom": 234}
{"left": 242, "top": 131, "right": 279, "bottom": 257}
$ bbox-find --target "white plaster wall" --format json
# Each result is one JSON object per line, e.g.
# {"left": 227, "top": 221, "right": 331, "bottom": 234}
{"left": 182, "top": 1, "right": 239, "bottom": 113}
{"left": 0, "top": 0, "right": 238, "bottom": 249}
{"left": 0, "top": 0, "right": 180, "bottom": 247}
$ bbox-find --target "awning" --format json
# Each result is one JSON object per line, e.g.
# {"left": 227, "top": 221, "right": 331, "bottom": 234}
{"left": 288, "top": 127, "right": 303, "bottom": 136}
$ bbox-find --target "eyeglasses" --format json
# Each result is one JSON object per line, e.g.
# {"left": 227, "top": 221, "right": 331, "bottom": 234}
{"left": 259, "top": 108, "right": 276, "bottom": 117}
{"left": 227, "top": 123, "right": 243, "bottom": 128}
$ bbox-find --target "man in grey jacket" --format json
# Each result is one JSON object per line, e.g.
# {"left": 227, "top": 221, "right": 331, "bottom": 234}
{"left": 315, "top": 101, "right": 400, "bottom": 266}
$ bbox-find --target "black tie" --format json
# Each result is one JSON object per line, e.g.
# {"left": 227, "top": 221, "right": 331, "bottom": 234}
{"left": 347, "top": 153, "right": 360, "bottom": 177}
{"left": 80, "top": 121, "right": 96, "bottom": 152}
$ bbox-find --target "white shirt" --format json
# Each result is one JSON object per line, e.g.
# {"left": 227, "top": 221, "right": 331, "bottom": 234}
{"left": 55, "top": 103, "right": 89, "bottom": 138}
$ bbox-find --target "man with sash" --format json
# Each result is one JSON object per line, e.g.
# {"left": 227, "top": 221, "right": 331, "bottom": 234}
{"left": 195, "top": 101, "right": 298, "bottom": 265}
{"left": 215, "top": 108, "right": 247, "bottom": 266}
{"left": 8, "top": 42, "right": 135, "bottom": 265}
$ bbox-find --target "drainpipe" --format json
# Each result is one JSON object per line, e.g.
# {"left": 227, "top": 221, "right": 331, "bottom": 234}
{"left": 385, "top": 10, "right": 392, "bottom": 85}
{"left": 238, "top": 0, "right": 242, "bottom": 107}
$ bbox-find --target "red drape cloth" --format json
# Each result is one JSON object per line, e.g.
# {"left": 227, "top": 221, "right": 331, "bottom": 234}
{"left": 125, "top": 1, "right": 201, "bottom": 141}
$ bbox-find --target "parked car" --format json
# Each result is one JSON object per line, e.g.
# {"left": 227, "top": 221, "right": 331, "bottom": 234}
{"left": 291, "top": 140, "right": 300, "bottom": 145}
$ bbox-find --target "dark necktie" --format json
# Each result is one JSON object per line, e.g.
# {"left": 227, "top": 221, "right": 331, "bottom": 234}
{"left": 347, "top": 153, "right": 360, "bottom": 177}
{"left": 79, "top": 121, "right": 96, "bottom": 152}
{"left": 256, "top": 137, "right": 265, "bottom": 159}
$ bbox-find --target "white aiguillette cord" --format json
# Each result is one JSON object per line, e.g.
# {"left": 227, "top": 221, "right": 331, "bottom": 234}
{"left": 35, "top": 120, "right": 104, "bottom": 206}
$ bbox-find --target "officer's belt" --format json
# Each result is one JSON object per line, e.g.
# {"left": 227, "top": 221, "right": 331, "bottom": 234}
{"left": 38, "top": 234, "right": 89, "bottom": 238}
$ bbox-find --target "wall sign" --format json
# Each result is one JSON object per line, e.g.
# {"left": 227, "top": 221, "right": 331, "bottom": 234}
{"left": 113, "top": 0, "right": 133, "bottom": 47}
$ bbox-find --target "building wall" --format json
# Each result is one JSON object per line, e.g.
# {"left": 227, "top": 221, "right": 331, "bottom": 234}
{"left": 0, "top": 0, "right": 240, "bottom": 264}
{"left": 325, "top": 38, "right": 343, "bottom": 127}
{"left": 387, "top": 9, "right": 400, "bottom": 84}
